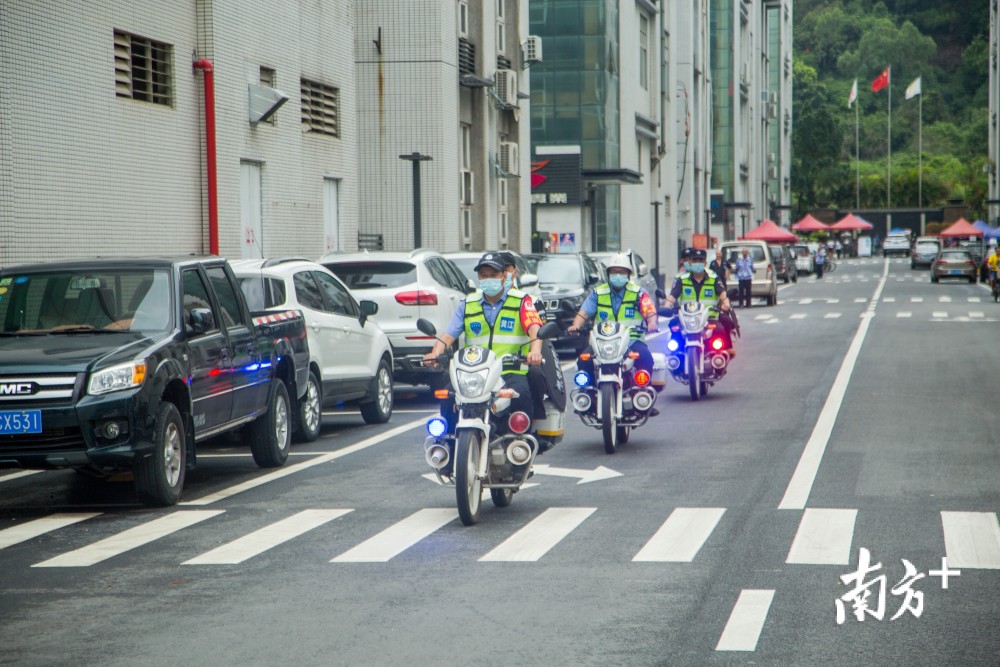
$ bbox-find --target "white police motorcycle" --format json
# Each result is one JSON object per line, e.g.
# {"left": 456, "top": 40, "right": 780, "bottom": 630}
{"left": 418, "top": 319, "right": 564, "bottom": 526}
{"left": 663, "top": 301, "right": 731, "bottom": 401}
{"left": 569, "top": 320, "right": 663, "bottom": 454}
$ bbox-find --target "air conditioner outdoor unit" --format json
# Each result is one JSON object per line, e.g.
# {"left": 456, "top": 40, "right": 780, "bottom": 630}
{"left": 768, "top": 165, "right": 778, "bottom": 179}
{"left": 495, "top": 69, "right": 518, "bottom": 107}
{"left": 521, "top": 35, "right": 543, "bottom": 64}
{"left": 461, "top": 169, "right": 475, "bottom": 205}
{"left": 767, "top": 152, "right": 776, "bottom": 164}
{"left": 499, "top": 142, "right": 519, "bottom": 175}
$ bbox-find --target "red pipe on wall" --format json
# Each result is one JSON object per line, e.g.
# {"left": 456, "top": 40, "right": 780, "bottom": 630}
{"left": 193, "top": 58, "right": 219, "bottom": 255}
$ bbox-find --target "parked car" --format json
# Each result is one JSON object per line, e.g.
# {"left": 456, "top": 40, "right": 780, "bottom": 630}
{"left": 0, "top": 257, "right": 309, "bottom": 506}
{"left": 910, "top": 239, "right": 941, "bottom": 270}
{"left": 792, "top": 244, "right": 815, "bottom": 275}
{"left": 882, "top": 234, "right": 911, "bottom": 257}
{"left": 588, "top": 250, "right": 659, "bottom": 300}
{"left": 931, "top": 249, "right": 978, "bottom": 283}
{"left": 232, "top": 258, "right": 394, "bottom": 439}
{"left": 719, "top": 240, "right": 779, "bottom": 306}
{"left": 530, "top": 252, "right": 606, "bottom": 352}
{"left": 768, "top": 244, "right": 798, "bottom": 284}
{"left": 443, "top": 250, "right": 542, "bottom": 304}
{"left": 319, "top": 249, "right": 471, "bottom": 388}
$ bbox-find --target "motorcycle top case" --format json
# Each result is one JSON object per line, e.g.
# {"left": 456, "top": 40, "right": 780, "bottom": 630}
{"left": 533, "top": 399, "right": 565, "bottom": 442}
{"left": 651, "top": 352, "right": 668, "bottom": 389}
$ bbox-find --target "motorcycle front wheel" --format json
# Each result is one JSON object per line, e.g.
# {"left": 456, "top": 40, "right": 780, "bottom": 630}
{"left": 601, "top": 383, "right": 619, "bottom": 454}
{"left": 688, "top": 348, "right": 702, "bottom": 401}
{"left": 455, "top": 431, "right": 482, "bottom": 525}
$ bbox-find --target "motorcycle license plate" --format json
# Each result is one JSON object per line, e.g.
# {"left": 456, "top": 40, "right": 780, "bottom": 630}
{"left": 0, "top": 410, "right": 42, "bottom": 435}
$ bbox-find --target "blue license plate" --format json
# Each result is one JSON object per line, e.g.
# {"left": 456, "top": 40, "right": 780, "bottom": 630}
{"left": 0, "top": 410, "right": 42, "bottom": 435}
{"left": 949, "top": 270, "right": 964, "bottom": 275}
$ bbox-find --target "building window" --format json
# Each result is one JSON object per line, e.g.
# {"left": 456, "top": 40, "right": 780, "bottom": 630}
{"left": 301, "top": 78, "right": 339, "bottom": 137}
{"left": 462, "top": 209, "right": 472, "bottom": 246}
{"left": 497, "top": 0, "right": 506, "bottom": 53}
{"left": 499, "top": 211, "right": 508, "bottom": 244}
{"left": 639, "top": 15, "right": 649, "bottom": 90}
{"left": 460, "top": 123, "right": 472, "bottom": 169}
{"left": 114, "top": 30, "right": 172, "bottom": 105}
{"left": 458, "top": 0, "right": 469, "bottom": 37}
{"left": 259, "top": 67, "right": 277, "bottom": 124}
{"left": 499, "top": 178, "right": 508, "bottom": 208}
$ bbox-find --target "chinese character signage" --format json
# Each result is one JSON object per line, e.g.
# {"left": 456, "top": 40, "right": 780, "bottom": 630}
{"left": 531, "top": 153, "right": 582, "bottom": 206}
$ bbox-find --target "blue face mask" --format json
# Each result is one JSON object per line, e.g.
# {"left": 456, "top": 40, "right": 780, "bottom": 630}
{"left": 480, "top": 278, "right": 503, "bottom": 296}
{"left": 684, "top": 261, "right": 691, "bottom": 271}
{"left": 690, "top": 262, "right": 705, "bottom": 274}
{"left": 609, "top": 274, "right": 629, "bottom": 289}
{"left": 503, "top": 273, "right": 513, "bottom": 291}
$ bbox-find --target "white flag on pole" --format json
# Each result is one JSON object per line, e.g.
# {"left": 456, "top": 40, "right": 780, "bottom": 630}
{"left": 905, "top": 77, "right": 922, "bottom": 100}
{"left": 848, "top": 79, "right": 858, "bottom": 108}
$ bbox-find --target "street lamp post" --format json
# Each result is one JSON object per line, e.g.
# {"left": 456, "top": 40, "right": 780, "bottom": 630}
{"left": 651, "top": 200, "right": 662, "bottom": 288}
{"left": 399, "top": 152, "right": 432, "bottom": 248}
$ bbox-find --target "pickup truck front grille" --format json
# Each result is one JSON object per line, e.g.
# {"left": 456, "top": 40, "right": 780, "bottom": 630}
{"left": 0, "top": 375, "right": 78, "bottom": 404}
{"left": 0, "top": 426, "right": 86, "bottom": 453}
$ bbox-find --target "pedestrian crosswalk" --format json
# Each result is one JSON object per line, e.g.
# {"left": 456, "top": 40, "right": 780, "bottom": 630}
{"left": 2, "top": 506, "right": 997, "bottom": 569}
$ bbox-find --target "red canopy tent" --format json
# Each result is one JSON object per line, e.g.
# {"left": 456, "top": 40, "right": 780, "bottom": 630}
{"left": 741, "top": 219, "right": 798, "bottom": 243}
{"left": 938, "top": 218, "right": 983, "bottom": 238}
{"left": 791, "top": 214, "right": 829, "bottom": 232}
{"left": 829, "top": 213, "right": 874, "bottom": 231}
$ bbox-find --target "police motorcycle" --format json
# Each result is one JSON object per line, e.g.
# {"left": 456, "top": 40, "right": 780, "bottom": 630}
{"left": 661, "top": 300, "right": 732, "bottom": 401}
{"left": 569, "top": 319, "right": 665, "bottom": 455}
{"left": 418, "top": 318, "right": 566, "bottom": 526}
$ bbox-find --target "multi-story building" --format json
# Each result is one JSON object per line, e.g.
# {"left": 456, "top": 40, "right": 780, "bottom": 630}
{"left": 529, "top": 0, "right": 679, "bottom": 281}
{"left": 989, "top": 0, "right": 999, "bottom": 226}
{"left": 709, "top": 0, "right": 793, "bottom": 239}
{"left": 354, "top": 0, "right": 531, "bottom": 253}
{"left": 0, "top": 0, "right": 359, "bottom": 264}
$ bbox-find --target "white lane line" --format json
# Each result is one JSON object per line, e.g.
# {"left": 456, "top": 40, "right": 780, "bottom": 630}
{"left": 183, "top": 509, "right": 352, "bottom": 565}
{"left": 181, "top": 417, "right": 428, "bottom": 506}
{"left": 779, "top": 259, "right": 889, "bottom": 510}
{"left": 798, "top": 298, "right": 814, "bottom": 305}
{"left": 940, "top": 511, "right": 1000, "bottom": 569}
{"left": 715, "top": 589, "right": 776, "bottom": 652}
{"left": 0, "top": 513, "right": 102, "bottom": 550}
{"left": 911, "top": 297, "right": 924, "bottom": 303}
{"left": 854, "top": 298, "right": 867, "bottom": 303}
{"left": 823, "top": 313, "right": 841, "bottom": 319}
{"left": 897, "top": 312, "right": 912, "bottom": 318}
{"left": 764, "top": 318, "right": 779, "bottom": 324}
{"left": 786, "top": 508, "right": 857, "bottom": 565}
{"left": 632, "top": 507, "right": 726, "bottom": 562}
{"left": 754, "top": 315, "right": 772, "bottom": 321}
{"left": 0, "top": 470, "right": 44, "bottom": 484}
{"left": 939, "top": 296, "right": 952, "bottom": 302}
{"left": 33, "top": 510, "right": 224, "bottom": 567}
{"left": 332, "top": 508, "right": 457, "bottom": 562}
{"left": 789, "top": 313, "right": 807, "bottom": 320}
{"left": 970, "top": 311, "right": 985, "bottom": 318}
{"left": 479, "top": 507, "right": 596, "bottom": 562}
{"left": 827, "top": 298, "right": 840, "bottom": 304}
{"left": 968, "top": 297, "right": 982, "bottom": 302}
{"left": 882, "top": 297, "right": 895, "bottom": 303}
{"left": 932, "top": 311, "right": 948, "bottom": 319}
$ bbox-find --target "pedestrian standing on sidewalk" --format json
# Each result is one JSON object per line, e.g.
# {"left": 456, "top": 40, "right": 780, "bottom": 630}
{"left": 735, "top": 247, "right": 754, "bottom": 307}
{"left": 815, "top": 245, "right": 826, "bottom": 279}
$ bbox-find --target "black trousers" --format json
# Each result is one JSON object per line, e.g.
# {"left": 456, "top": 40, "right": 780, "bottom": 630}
{"left": 439, "top": 373, "right": 534, "bottom": 433}
{"left": 816, "top": 262, "right": 824, "bottom": 278}
{"left": 577, "top": 340, "right": 653, "bottom": 381}
{"left": 738, "top": 279, "right": 753, "bottom": 307}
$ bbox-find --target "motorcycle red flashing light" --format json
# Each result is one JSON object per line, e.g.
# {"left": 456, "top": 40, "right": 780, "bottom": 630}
{"left": 634, "top": 370, "right": 651, "bottom": 386}
{"left": 508, "top": 411, "right": 531, "bottom": 434}
{"left": 711, "top": 338, "right": 724, "bottom": 351}
{"left": 395, "top": 290, "right": 438, "bottom": 306}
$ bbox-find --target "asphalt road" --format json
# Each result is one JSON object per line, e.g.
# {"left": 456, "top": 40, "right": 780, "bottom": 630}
{"left": 1, "top": 257, "right": 998, "bottom": 666}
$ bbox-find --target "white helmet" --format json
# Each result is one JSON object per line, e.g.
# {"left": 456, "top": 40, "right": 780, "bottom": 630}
{"left": 605, "top": 253, "right": 633, "bottom": 274}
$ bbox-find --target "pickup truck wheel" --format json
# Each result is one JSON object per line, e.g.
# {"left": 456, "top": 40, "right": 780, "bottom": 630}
{"left": 250, "top": 380, "right": 291, "bottom": 468}
{"left": 134, "top": 402, "right": 185, "bottom": 506}
{"left": 360, "top": 359, "right": 394, "bottom": 424}
{"left": 294, "top": 370, "right": 322, "bottom": 442}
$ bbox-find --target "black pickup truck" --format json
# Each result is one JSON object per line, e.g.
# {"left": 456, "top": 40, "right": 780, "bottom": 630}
{"left": 0, "top": 257, "right": 309, "bottom": 506}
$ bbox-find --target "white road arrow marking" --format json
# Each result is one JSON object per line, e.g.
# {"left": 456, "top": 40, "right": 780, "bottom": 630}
{"left": 531, "top": 463, "right": 623, "bottom": 484}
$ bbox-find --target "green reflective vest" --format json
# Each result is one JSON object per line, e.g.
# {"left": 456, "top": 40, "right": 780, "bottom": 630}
{"left": 463, "top": 288, "right": 530, "bottom": 375}
{"left": 678, "top": 271, "right": 720, "bottom": 308}
{"left": 595, "top": 282, "right": 645, "bottom": 341}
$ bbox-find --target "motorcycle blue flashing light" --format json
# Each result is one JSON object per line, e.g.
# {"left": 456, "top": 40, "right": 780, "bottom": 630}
{"left": 666, "top": 339, "right": 680, "bottom": 352}
{"left": 426, "top": 417, "right": 448, "bottom": 438}
{"left": 574, "top": 371, "right": 590, "bottom": 388}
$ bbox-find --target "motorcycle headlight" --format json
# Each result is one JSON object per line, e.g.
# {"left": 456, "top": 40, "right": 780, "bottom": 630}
{"left": 88, "top": 361, "right": 147, "bottom": 396}
{"left": 681, "top": 314, "right": 702, "bottom": 330}
{"left": 597, "top": 339, "right": 622, "bottom": 359}
{"left": 456, "top": 368, "right": 489, "bottom": 397}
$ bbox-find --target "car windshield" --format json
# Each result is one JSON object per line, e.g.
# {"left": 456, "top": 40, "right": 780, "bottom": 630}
{"left": 940, "top": 251, "right": 971, "bottom": 260}
{"left": 534, "top": 256, "right": 583, "bottom": 284}
{"left": 0, "top": 269, "right": 172, "bottom": 334}
{"left": 793, "top": 246, "right": 811, "bottom": 257}
{"left": 325, "top": 261, "right": 416, "bottom": 289}
{"left": 916, "top": 243, "right": 939, "bottom": 253}
{"left": 725, "top": 246, "right": 765, "bottom": 262}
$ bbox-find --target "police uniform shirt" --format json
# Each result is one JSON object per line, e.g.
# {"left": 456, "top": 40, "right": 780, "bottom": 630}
{"left": 669, "top": 272, "right": 725, "bottom": 301}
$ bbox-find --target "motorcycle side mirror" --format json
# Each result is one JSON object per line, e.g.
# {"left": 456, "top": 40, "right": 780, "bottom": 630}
{"left": 416, "top": 318, "right": 437, "bottom": 337}
{"left": 655, "top": 288, "right": 666, "bottom": 300}
{"left": 657, "top": 307, "right": 676, "bottom": 318}
{"left": 536, "top": 322, "right": 562, "bottom": 340}
{"left": 727, "top": 287, "right": 739, "bottom": 300}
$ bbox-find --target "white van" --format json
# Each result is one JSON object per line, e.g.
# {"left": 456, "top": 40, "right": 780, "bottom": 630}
{"left": 719, "top": 240, "right": 779, "bottom": 306}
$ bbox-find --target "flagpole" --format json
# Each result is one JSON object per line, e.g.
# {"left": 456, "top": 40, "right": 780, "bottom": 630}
{"left": 918, "top": 90, "right": 922, "bottom": 208}
{"left": 887, "top": 66, "right": 892, "bottom": 210}
{"left": 856, "top": 97, "right": 860, "bottom": 209}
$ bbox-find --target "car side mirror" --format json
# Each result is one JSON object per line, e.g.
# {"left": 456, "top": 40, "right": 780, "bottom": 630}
{"left": 519, "top": 273, "right": 539, "bottom": 288}
{"left": 359, "top": 299, "right": 378, "bottom": 326}
{"left": 466, "top": 279, "right": 477, "bottom": 294}
{"left": 638, "top": 262, "right": 648, "bottom": 277}
{"left": 587, "top": 273, "right": 601, "bottom": 285}
{"left": 188, "top": 308, "right": 215, "bottom": 335}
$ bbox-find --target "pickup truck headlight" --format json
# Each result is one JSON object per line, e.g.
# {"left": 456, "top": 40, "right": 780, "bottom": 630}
{"left": 88, "top": 361, "right": 148, "bottom": 396}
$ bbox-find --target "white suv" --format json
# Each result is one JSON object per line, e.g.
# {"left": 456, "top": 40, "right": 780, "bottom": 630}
{"left": 232, "top": 258, "right": 394, "bottom": 441}
{"left": 319, "top": 249, "right": 471, "bottom": 388}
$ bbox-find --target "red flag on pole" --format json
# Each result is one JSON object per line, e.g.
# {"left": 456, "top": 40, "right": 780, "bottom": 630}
{"left": 871, "top": 67, "right": 890, "bottom": 93}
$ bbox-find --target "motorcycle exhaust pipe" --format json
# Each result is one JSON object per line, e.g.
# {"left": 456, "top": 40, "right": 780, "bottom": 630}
{"left": 425, "top": 443, "right": 450, "bottom": 469}
{"left": 666, "top": 356, "right": 682, "bottom": 371}
{"left": 632, "top": 389, "right": 655, "bottom": 412}
{"left": 709, "top": 353, "right": 728, "bottom": 370}
{"left": 572, "top": 391, "right": 592, "bottom": 413}
{"left": 506, "top": 439, "right": 533, "bottom": 466}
